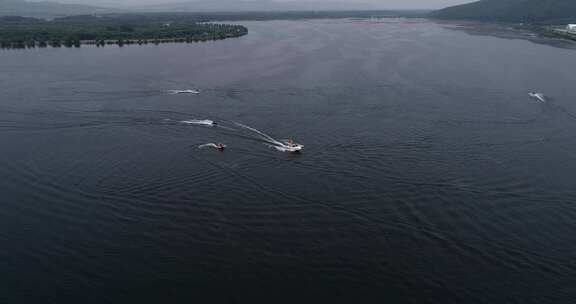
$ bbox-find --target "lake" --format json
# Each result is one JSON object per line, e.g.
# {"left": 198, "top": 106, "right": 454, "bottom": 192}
{"left": 1, "top": 18, "right": 576, "bottom": 303}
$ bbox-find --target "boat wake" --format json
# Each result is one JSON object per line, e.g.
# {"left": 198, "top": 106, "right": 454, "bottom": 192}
{"left": 233, "top": 122, "right": 304, "bottom": 153}
{"left": 169, "top": 117, "right": 303, "bottom": 153}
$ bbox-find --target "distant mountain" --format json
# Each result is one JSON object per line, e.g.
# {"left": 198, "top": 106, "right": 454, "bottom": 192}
{"left": 0, "top": 0, "right": 113, "bottom": 18}
{"left": 433, "top": 0, "right": 576, "bottom": 23}
{"left": 1, "top": 0, "right": 425, "bottom": 19}
{"left": 139, "top": 0, "right": 381, "bottom": 12}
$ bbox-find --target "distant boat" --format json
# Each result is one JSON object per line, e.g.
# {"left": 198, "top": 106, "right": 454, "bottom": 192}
{"left": 167, "top": 89, "right": 200, "bottom": 95}
{"left": 198, "top": 143, "right": 226, "bottom": 150}
{"left": 529, "top": 92, "right": 546, "bottom": 103}
{"left": 180, "top": 119, "right": 215, "bottom": 126}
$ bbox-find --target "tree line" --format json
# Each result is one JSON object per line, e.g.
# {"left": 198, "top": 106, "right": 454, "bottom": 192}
{"left": 0, "top": 14, "right": 248, "bottom": 49}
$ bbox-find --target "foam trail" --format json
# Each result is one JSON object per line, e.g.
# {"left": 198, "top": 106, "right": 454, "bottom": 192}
{"left": 171, "top": 118, "right": 238, "bottom": 131}
{"left": 233, "top": 122, "right": 285, "bottom": 146}
{"left": 234, "top": 122, "right": 303, "bottom": 152}
{"left": 181, "top": 119, "right": 215, "bottom": 126}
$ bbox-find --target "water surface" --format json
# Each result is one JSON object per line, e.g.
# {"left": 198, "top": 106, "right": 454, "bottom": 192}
{"left": 2, "top": 18, "right": 576, "bottom": 303}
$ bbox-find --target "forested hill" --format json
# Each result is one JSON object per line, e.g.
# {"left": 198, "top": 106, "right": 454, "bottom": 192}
{"left": 432, "top": 0, "right": 576, "bottom": 23}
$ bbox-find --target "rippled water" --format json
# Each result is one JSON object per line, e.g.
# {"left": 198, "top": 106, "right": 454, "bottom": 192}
{"left": 2, "top": 19, "right": 576, "bottom": 303}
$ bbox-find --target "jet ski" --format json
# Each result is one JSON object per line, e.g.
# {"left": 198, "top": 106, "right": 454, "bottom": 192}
{"left": 181, "top": 119, "right": 215, "bottom": 126}
{"left": 529, "top": 92, "right": 546, "bottom": 103}
{"left": 168, "top": 89, "right": 200, "bottom": 95}
{"left": 198, "top": 143, "right": 227, "bottom": 150}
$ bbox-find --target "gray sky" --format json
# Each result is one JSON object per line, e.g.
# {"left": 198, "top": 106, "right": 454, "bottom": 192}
{"left": 46, "top": 0, "right": 473, "bottom": 10}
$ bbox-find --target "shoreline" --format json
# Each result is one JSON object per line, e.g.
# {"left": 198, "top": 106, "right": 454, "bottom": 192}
{"left": 0, "top": 32, "right": 248, "bottom": 50}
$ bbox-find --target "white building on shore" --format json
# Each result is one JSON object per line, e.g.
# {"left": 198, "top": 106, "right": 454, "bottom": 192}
{"left": 567, "top": 24, "right": 576, "bottom": 33}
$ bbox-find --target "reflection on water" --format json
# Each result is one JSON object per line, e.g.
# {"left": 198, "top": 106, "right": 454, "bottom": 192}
{"left": 438, "top": 20, "right": 576, "bottom": 50}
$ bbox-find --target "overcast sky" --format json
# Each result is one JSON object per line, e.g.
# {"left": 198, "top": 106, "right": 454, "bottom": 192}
{"left": 46, "top": 0, "right": 473, "bottom": 10}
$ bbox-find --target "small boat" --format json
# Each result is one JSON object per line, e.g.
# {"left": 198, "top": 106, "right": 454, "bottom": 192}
{"left": 168, "top": 89, "right": 200, "bottom": 95}
{"left": 181, "top": 119, "right": 215, "bottom": 126}
{"left": 198, "top": 143, "right": 227, "bottom": 150}
{"left": 277, "top": 140, "right": 304, "bottom": 153}
{"left": 529, "top": 92, "right": 546, "bottom": 103}
{"left": 284, "top": 144, "right": 304, "bottom": 153}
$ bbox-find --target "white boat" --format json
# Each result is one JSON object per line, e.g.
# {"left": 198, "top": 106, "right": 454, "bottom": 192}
{"left": 284, "top": 144, "right": 304, "bottom": 153}
{"left": 275, "top": 141, "right": 304, "bottom": 153}
{"left": 167, "top": 89, "right": 200, "bottom": 95}
{"left": 529, "top": 92, "right": 546, "bottom": 103}
{"left": 180, "top": 119, "right": 215, "bottom": 126}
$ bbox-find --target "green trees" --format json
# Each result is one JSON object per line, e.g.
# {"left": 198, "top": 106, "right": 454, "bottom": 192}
{"left": 433, "top": 0, "right": 576, "bottom": 23}
{"left": 0, "top": 14, "right": 248, "bottom": 49}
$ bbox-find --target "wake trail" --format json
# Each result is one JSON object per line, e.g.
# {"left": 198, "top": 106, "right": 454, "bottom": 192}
{"left": 529, "top": 93, "right": 576, "bottom": 123}
{"left": 163, "top": 118, "right": 276, "bottom": 146}
{"left": 233, "top": 122, "right": 286, "bottom": 146}
{"left": 233, "top": 122, "right": 304, "bottom": 152}
{"left": 166, "top": 117, "right": 303, "bottom": 152}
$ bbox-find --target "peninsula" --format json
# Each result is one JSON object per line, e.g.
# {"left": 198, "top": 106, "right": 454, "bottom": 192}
{"left": 0, "top": 14, "right": 248, "bottom": 49}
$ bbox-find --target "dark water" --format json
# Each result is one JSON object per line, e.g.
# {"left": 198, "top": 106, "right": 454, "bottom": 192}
{"left": 2, "top": 18, "right": 576, "bottom": 303}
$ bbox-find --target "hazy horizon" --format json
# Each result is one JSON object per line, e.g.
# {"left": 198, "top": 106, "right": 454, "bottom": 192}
{"left": 27, "top": 0, "right": 473, "bottom": 10}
